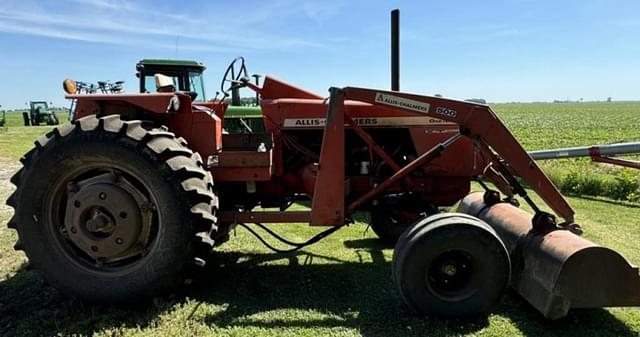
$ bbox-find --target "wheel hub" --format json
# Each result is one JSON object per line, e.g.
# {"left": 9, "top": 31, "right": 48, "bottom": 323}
{"left": 85, "top": 209, "right": 116, "bottom": 235}
{"left": 426, "top": 250, "right": 476, "bottom": 301}
{"left": 64, "top": 173, "right": 153, "bottom": 262}
{"left": 441, "top": 263, "right": 458, "bottom": 276}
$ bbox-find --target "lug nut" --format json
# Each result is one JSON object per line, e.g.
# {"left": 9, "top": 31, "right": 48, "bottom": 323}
{"left": 67, "top": 183, "right": 79, "bottom": 193}
{"left": 442, "top": 264, "right": 457, "bottom": 276}
{"left": 115, "top": 238, "right": 123, "bottom": 245}
{"left": 70, "top": 227, "right": 77, "bottom": 233}
{"left": 74, "top": 200, "right": 81, "bottom": 208}
{"left": 91, "top": 246, "right": 98, "bottom": 252}
{"left": 99, "top": 192, "right": 107, "bottom": 200}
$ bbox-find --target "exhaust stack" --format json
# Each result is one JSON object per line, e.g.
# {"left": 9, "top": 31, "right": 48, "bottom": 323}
{"left": 391, "top": 9, "right": 400, "bottom": 91}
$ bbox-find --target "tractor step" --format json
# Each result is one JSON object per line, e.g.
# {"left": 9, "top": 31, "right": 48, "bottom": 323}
{"left": 458, "top": 192, "right": 640, "bottom": 319}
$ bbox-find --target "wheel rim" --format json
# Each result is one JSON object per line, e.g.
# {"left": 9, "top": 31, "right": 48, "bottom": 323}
{"left": 425, "top": 249, "right": 478, "bottom": 302}
{"left": 48, "top": 166, "right": 159, "bottom": 273}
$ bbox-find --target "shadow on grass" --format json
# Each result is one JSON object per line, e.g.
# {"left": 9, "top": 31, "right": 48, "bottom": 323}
{"left": 0, "top": 263, "right": 175, "bottom": 336}
{"left": 496, "top": 293, "right": 638, "bottom": 337}
{"left": 192, "top": 241, "right": 490, "bottom": 337}
{"left": 0, "top": 239, "right": 638, "bottom": 336}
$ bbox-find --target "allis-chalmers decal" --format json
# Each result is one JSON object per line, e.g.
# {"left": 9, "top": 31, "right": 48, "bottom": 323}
{"left": 374, "top": 93, "right": 430, "bottom": 113}
{"left": 283, "top": 116, "right": 453, "bottom": 128}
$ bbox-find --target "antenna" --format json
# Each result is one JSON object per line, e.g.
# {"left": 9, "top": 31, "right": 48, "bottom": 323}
{"left": 175, "top": 35, "right": 180, "bottom": 58}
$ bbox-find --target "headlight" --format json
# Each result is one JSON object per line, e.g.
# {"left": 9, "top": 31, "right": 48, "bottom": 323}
{"left": 63, "top": 79, "right": 77, "bottom": 94}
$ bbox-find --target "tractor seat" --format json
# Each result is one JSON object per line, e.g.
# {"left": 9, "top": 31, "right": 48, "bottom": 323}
{"left": 153, "top": 74, "right": 196, "bottom": 100}
{"left": 154, "top": 74, "right": 176, "bottom": 93}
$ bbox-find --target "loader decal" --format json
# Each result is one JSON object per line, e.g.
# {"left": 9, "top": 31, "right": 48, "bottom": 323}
{"left": 283, "top": 116, "right": 452, "bottom": 128}
{"left": 375, "top": 93, "right": 430, "bottom": 113}
{"left": 436, "top": 107, "right": 457, "bottom": 118}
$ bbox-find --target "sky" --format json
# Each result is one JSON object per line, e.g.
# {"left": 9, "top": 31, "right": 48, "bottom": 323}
{"left": 1, "top": 0, "right": 640, "bottom": 109}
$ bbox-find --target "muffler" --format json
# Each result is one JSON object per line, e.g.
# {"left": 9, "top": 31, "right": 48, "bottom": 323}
{"left": 458, "top": 192, "right": 640, "bottom": 319}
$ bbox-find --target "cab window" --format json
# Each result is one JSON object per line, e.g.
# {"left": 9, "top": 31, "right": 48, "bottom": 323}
{"left": 189, "top": 72, "right": 206, "bottom": 101}
{"left": 144, "top": 75, "right": 180, "bottom": 93}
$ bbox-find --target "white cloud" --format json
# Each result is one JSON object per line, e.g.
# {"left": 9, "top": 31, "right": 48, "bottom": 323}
{"left": 0, "top": 0, "right": 332, "bottom": 52}
{"left": 72, "top": 0, "right": 136, "bottom": 11}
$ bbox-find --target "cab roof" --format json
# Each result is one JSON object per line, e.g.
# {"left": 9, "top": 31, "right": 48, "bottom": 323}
{"left": 136, "top": 59, "right": 206, "bottom": 70}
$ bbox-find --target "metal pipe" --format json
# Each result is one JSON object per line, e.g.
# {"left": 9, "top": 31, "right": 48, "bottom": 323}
{"left": 218, "top": 211, "right": 311, "bottom": 224}
{"left": 231, "top": 87, "right": 241, "bottom": 106}
{"left": 252, "top": 74, "right": 262, "bottom": 105}
{"left": 529, "top": 142, "right": 640, "bottom": 160}
{"left": 391, "top": 9, "right": 400, "bottom": 91}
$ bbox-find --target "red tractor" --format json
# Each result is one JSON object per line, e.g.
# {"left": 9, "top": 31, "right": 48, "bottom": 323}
{"left": 6, "top": 15, "right": 640, "bottom": 319}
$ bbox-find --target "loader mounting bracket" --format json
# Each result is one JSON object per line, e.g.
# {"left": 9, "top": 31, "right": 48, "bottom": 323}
{"left": 482, "top": 189, "right": 501, "bottom": 206}
{"left": 531, "top": 211, "right": 557, "bottom": 233}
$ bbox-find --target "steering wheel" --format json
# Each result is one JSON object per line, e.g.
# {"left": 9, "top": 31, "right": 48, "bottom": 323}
{"left": 220, "top": 57, "right": 249, "bottom": 96}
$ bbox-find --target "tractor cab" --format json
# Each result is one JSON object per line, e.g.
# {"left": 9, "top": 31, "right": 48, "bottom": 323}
{"left": 136, "top": 59, "right": 207, "bottom": 101}
{"left": 24, "top": 101, "right": 59, "bottom": 126}
{"left": 137, "top": 58, "right": 265, "bottom": 133}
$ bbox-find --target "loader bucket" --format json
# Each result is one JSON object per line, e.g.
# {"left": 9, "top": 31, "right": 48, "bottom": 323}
{"left": 458, "top": 192, "right": 640, "bottom": 319}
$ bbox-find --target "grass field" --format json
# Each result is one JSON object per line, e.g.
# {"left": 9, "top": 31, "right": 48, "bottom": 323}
{"left": 492, "top": 102, "right": 640, "bottom": 201}
{"left": 0, "top": 103, "right": 639, "bottom": 336}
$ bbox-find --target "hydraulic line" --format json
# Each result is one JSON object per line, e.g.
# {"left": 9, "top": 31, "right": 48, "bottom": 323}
{"left": 238, "top": 222, "right": 345, "bottom": 253}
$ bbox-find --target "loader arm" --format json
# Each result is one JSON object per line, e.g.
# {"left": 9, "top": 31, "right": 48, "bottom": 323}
{"left": 341, "top": 87, "right": 575, "bottom": 225}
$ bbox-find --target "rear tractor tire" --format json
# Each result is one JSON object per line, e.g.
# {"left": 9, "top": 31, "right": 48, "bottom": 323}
{"left": 6, "top": 115, "right": 218, "bottom": 303}
{"left": 392, "top": 213, "right": 510, "bottom": 318}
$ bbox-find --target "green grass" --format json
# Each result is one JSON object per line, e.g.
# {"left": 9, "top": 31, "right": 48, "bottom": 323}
{"left": 0, "top": 111, "right": 69, "bottom": 160}
{"left": 491, "top": 102, "right": 640, "bottom": 150}
{"left": 491, "top": 102, "right": 640, "bottom": 201}
{"left": 1, "top": 103, "right": 640, "bottom": 336}
{"left": 1, "top": 191, "right": 639, "bottom": 336}
{"left": 1, "top": 110, "right": 69, "bottom": 127}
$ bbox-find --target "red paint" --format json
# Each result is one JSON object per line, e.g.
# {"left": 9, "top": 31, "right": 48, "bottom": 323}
{"left": 310, "top": 88, "right": 345, "bottom": 226}
{"left": 342, "top": 86, "right": 575, "bottom": 223}
{"left": 589, "top": 146, "right": 640, "bottom": 170}
{"left": 68, "top": 76, "right": 573, "bottom": 227}
{"left": 70, "top": 92, "right": 224, "bottom": 157}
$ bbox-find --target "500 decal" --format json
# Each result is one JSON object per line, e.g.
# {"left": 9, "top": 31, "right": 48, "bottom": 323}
{"left": 436, "top": 107, "right": 457, "bottom": 118}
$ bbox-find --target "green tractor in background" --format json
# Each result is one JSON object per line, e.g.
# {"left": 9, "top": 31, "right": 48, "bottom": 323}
{"left": 23, "top": 101, "right": 59, "bottom": 126}
{"left": 136, "top": 58, "right": 264, "bottom": 133}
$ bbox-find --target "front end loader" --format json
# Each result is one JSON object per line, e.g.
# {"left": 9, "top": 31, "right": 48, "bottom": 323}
{"left": 5, "top": 12, "right": 640, "bottom": 320}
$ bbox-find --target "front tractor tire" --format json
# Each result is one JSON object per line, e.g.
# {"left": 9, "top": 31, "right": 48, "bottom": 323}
{"left": 6, "top": 115, "right": 218, "bottom": 303}
{"left": 392, "top": 213, "right": 510, "bottom": 318}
